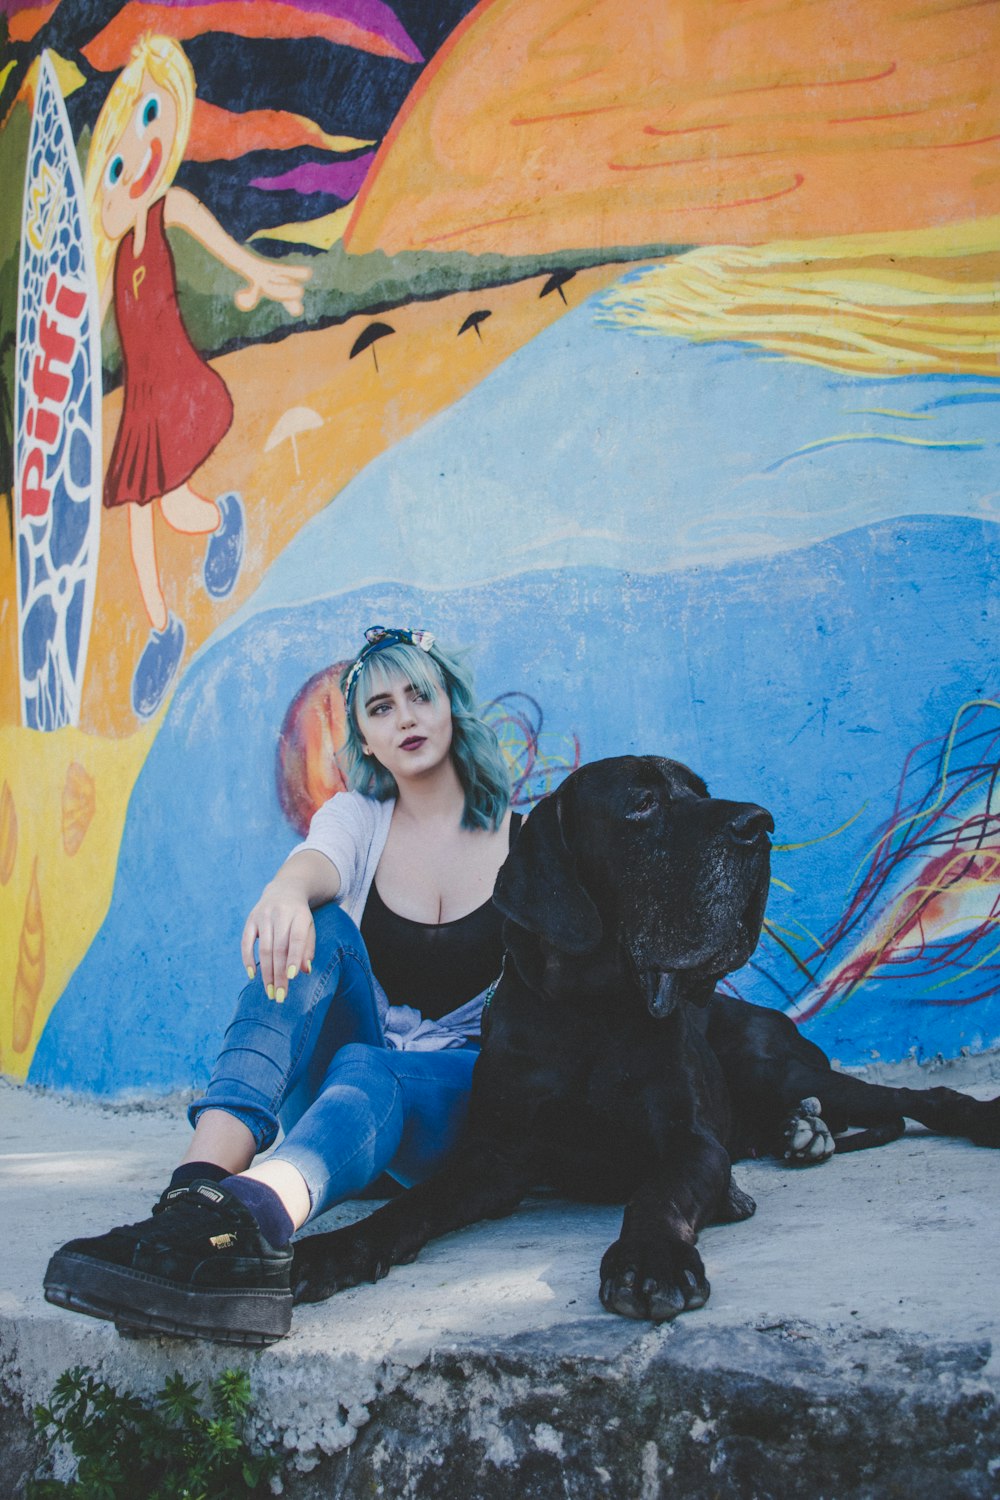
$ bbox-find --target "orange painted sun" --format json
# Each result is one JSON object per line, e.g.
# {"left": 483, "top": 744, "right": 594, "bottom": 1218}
{"left": 346, "top": 0, "right": 1000, "bottom": 257}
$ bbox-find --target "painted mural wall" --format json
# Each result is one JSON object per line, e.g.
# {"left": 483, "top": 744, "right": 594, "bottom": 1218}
{"left": 1, "top": 0, "right": 998, "bottom": 1095}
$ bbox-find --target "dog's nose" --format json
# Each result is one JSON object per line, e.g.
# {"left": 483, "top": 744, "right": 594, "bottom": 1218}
{"left": 726, "top": 806, "right": 774, "bottom": 845}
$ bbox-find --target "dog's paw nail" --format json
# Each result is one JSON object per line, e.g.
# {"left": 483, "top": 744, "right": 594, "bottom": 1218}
{"left": 647, "top": 1285, "right": 687, "bottom": 1322}
{"left": 620, "top": 1269, "right": 637, "bottom": 1289}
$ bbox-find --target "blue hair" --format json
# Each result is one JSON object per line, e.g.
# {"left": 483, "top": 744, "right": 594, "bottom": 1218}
{"left": 338, "top": 639, "right": 511, "bottom": 831}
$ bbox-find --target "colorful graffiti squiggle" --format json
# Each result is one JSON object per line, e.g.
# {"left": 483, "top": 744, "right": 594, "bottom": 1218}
{"left": 482, "top": 692, "right": 581, "bottom": 809}
{"left": 775, "top": 700, "right": 1000, "bottom": 1022}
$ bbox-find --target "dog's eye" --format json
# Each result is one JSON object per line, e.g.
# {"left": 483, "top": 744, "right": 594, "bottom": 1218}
{"left": 626, "top": 791, "right": 658, "bottom": 820}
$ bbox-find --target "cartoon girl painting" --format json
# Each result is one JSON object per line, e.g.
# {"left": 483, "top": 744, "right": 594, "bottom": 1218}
{"left": 85, "top": 34, "right": 311, "bottom": 718}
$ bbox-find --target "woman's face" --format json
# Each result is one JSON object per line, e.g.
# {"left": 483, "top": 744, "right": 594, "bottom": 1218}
{"left": 356, "top": 669, "right": 454, "bottom": 783}
{"left": 100, "top": 71, "right": 178, "bottom": 241}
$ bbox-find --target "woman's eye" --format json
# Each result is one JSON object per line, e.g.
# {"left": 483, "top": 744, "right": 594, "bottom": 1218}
{"left": 106, "top": 155, "right": 124, "bottom": 187}
{"left": 138, "top": 93, "right": 160, "bottom": 132}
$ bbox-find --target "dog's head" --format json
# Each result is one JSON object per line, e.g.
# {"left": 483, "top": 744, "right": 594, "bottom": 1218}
{"left": 495, "top": 756, "right": 773, "bottom": 1019}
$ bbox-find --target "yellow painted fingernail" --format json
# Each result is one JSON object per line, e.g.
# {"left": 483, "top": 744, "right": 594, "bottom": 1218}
{"left": 287, "top": 965, "right": 297, "bottom": 981}
{"left": 266, "top": 984, "right": 275, "bottom": 1001}
{"left": 247, "top": 965, "right": 255, "bottom": 980}
{"left": 275, "top": 987, "right": 286, "bottom": 1003}
{"left": 303, "top": 959, "right": 312, "bottom": 974}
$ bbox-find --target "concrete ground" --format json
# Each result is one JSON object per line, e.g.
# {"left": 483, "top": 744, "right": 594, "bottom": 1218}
{"left": 2, "top": 1061, "right": 1000, "bottom": 1499}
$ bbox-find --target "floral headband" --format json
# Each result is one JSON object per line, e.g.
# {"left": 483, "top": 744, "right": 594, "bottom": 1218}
{"left": 342, "top": 625, "right": 436, "bottom": 710}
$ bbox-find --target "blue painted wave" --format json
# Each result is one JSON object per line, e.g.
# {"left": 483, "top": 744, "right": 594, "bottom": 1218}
{"left": 208, "top": 293, "right": 1000, "bottom": 661}
{"left": 32, "top": 514, "right": 1000, "bottom": 1094}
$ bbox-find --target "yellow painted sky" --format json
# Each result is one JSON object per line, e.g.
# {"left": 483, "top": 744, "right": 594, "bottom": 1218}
{"left": 603, "top": 216, "right": 1000, "bottom": 376}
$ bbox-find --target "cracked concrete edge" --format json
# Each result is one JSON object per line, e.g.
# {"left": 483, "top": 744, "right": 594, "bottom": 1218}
{"left": 5, "top": 1314, "right": 999, "bottom": 1498}
{"left": 269, "top": 1320, "right": 1000, "bottom": 1498}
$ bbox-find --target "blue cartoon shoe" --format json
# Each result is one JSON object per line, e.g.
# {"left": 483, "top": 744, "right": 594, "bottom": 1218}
{"left": 131, "top": 613, "right": 185, "bottom": 720}
{"left": 203, "top": 491, "right": 245, "bottom": 599}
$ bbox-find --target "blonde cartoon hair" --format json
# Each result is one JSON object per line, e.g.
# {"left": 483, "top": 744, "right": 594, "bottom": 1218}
{"left": 84, "top": 34, "right": 196, "bottom": 291}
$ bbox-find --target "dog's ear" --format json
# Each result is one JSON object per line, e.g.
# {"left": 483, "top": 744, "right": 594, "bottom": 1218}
{"left": 494, "top": 788, "right": 601, "bottom": 953}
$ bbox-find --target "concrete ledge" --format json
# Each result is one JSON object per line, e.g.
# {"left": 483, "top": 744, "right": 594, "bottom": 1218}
{"left": 2, "top": 1073, "right": 999, "bottom": 1498}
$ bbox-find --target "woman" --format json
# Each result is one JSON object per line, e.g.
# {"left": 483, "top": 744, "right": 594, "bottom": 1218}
{"left": 44, "top": 626, "right": 517, "bottom": 1344}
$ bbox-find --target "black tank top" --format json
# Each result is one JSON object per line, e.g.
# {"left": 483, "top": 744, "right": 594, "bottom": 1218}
{"left": 360, "top": 814, "right": 521, "bottom": 1019}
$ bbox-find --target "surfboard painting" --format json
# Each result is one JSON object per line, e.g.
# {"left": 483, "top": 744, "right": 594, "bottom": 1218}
{"left": 14, "top": 50, "right": 102, "bottom": 731}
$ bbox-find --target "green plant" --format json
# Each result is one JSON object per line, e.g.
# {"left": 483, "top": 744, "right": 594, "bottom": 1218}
{"left": 29, "top": 1366, "right": 281, "bottom": 1499}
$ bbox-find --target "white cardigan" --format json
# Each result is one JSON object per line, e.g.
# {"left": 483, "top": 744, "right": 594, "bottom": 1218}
{"left": 292, "top": 791, "right": 489, "bottom": 1051}
{"left": 293, "top": 789, "right": 393, "bottom": 927}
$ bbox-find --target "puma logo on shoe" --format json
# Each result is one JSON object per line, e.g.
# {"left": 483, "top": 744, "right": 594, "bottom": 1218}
{"left": 166, "top": 1184, "right": 225, "bottom": 1204}
{"left": 209, "top": 1233, "right": 237, "bottom": 1249}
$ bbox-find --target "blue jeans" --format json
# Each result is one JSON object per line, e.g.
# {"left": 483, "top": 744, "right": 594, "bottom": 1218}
{"left": 189, "top": 904, "right": 478, "bottom": 1220}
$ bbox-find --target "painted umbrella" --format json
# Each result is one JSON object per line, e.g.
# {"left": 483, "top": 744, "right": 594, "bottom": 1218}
{"left": 350, "top": 321, "right": 395, "bottom": 372}
{"left": 458, "top": 309, "right": 492, "bottom": 340}
{"left": 539, "top": 270, "right": 577, "bottom": 305}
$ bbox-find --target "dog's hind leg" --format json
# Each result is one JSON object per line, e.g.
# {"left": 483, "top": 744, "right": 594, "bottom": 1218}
{"left": 781, "top": 1095, "right": 905, "bottom": 1160}
{"left": 806, "top": 1075, "right": 1000, "bottom": 1149}
{"left": 708, "top": 997, "right": 1000, "bottom": 1151}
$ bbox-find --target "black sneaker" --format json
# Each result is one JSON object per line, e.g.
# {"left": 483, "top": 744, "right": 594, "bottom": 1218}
{"left": 43, "top": 1180, "right": 293, "bottom": 1347}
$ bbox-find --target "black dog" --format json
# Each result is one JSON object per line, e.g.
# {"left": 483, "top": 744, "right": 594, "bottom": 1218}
{"left": 293, "top": 756, "right": 1000, "bottom": 1322}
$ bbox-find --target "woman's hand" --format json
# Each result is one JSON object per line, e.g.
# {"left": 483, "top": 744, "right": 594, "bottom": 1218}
{"left": 241, "top": 882, "right": 314, "bottom": 1001}
{"left": 241, "top": 851, "right": 340, "bottom": 1001}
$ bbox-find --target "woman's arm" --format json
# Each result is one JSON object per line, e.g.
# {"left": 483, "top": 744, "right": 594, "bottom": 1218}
{"left": 241, "top": 849, "right": 341, "bottom": 1000}
{"left": 163, "top": 186, "right": 311, "bottom": 316}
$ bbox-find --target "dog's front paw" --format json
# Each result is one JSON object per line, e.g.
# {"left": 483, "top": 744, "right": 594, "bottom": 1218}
{"left": 291, "top": 1227, "right": 391, "bottom": 1304}
{"left": 783, "top": 1096, "right": 835, "bottom": 1165}
{"left": 599, "top": 1238, "right": 709, "bottom": 1323}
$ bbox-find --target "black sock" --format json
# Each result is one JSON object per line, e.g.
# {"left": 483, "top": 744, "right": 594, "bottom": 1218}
{"left": 169, "top": 1162, "right": 230, "bottom": 1189}
{"left": 221, "top": 1175, "right": 295, "bottom": 1248}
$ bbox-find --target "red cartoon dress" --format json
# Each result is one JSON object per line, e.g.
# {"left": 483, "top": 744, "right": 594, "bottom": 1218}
{"left": 104, "top": 195, "right": 233, "bottom": 508}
